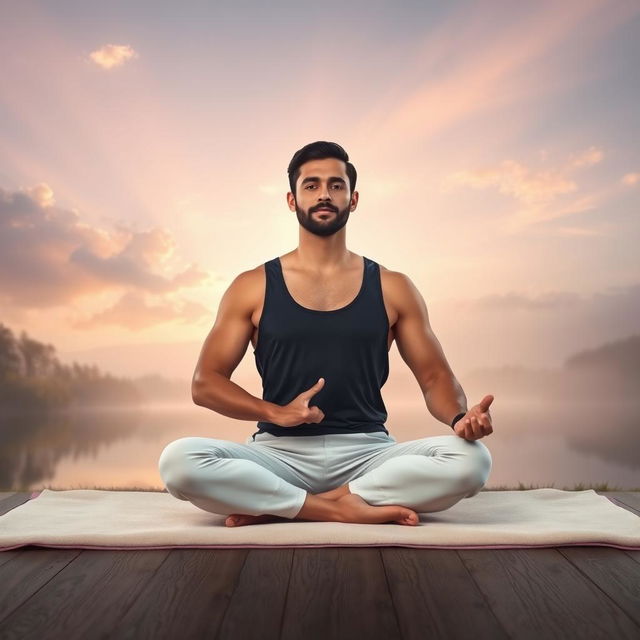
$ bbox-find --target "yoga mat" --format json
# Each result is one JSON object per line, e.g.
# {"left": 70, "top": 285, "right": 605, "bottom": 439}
{"left": 1, "top": 488, "right": 639, "bottom": 551}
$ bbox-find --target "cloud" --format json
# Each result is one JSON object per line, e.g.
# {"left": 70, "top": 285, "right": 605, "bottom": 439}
{"left": 89, "top": 44, "right": 138, "bottom": 69}
{"left": 26, "top": 183, "right": 55, "bottom": 207}
{"left": 565, "top": 146, "right": 603, "bottom": 169}
{"left": 0, "top": 184, "right": 211, "bottom": 311}
{"left": 442, "top": 147, "right": 605, "bottom": 232}
{"left": 68, "top": 228, "right": 207, "bottom": 293}
{"left": 72, "top": 291, "right": 211, "bottom": 330}
{"left": 445, "top": 159, "right": 579, "bottom": 205}
{"left": 621, "top": 172, "right": 640, "bottom": 186}
{"left": 508, "top": 193, "right": 601, "bottom": 231}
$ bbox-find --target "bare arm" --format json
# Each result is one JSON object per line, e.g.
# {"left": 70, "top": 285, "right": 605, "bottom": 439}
{"left": 391, "top": 272, "right": 468, "bottom": 427}
{"left": 191, "top": 270, "right": 279, "bottom": 422}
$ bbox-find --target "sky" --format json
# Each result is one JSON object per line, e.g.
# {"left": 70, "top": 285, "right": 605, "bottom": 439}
{"left": 1, "top": 0, "right": 639, "bottom": 383}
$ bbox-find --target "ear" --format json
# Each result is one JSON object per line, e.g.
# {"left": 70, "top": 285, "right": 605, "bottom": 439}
{"left": 286, "top": 191, "right": 296, "bottom": 212}
{"left": 350, "top": 190, "right": 359, "bottom": 210}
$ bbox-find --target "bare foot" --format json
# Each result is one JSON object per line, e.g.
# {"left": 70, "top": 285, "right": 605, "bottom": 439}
{"left": 225, "top": 513, "right": 288, "bottom": 527}
{"left": 314, "top": 484, "right": 351, "bottom": 500}
{"left": 226, "top": 487, "right": 351, "bottom": 526}
{"left": 225, "top": 491, "right": 420, "bottom": 527}
{"left": 335, "top": 493, "right": 419, "bottom": 526}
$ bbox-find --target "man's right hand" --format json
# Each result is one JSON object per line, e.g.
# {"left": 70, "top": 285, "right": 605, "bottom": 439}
{"left": 270, "top": 377, "right": 326, "bottom": 427}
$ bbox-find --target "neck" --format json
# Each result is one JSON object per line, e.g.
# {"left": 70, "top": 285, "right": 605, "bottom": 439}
{"left": 293, "top": 230, "right": 351, "bottom": 271}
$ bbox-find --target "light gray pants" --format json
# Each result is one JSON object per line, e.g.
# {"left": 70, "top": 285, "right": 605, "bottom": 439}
{"left": 158, "top": 431, "right": 492, "bottom": 519}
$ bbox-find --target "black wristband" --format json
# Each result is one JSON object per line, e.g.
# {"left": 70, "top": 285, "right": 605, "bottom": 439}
{"left": 450, "top": 412, "right": 466, "bottom": 429}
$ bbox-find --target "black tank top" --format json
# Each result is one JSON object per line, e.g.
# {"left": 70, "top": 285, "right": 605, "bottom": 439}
{"left": 252, "top": 255, "right": 390, "bottom": 438}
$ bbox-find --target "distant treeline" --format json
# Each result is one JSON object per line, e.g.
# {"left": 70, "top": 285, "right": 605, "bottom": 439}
{"left": 564, "top": 334, "right": 640, "bottom": 377}
{"left": 0, "top": 323, "right": 144, "bottom": 410}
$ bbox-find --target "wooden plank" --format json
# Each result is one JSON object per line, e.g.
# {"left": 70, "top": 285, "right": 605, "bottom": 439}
{"left": 281, "top": 547, "right": 400, "bottom": 640}
{"left": 381, "top": 548, "right": 508, "bottom": 639}
{"left": 603, "top": 492, "right": 640, "bottom": 514}
{"left": 216, "top": 549, "right": 293, "bottom": 639}
{"left": 0, "top": 492, "right": 33, "bottom": 517}
{"left": 107, "top": 549, "right": 247, "bottom": 639}
{"left": 0, "top": 549, "right": 170, "bottom": 639}
{"left": 558, "top": 546, "right": 640, "bottom": 627}
{"left": 0, "top": 549, "right": 82, "bottom": 625}
{"left": 0, "top": 550, "right": 21, "bottom": 569}
{"left": 458, "top": 547, "right": 640, "bottom": 639}
{"left": 598, "top": 492, "right": 640, "bottom": 566}
{"left": 0, "top": 492, "right": 38, "bottom": 566}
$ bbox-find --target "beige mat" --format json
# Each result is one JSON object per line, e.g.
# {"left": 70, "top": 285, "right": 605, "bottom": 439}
{"left": 1, "top": 488, "right": 639, "bottom": 551}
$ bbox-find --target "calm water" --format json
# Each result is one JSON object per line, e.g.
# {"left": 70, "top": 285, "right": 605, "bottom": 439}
{"left": 1, "top": 398, "right": 638, "bottom": 491}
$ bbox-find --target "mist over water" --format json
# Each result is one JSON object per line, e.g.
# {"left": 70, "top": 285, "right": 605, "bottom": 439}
{"left": 2, "top": 384, "right": 637, "bottom": 491}
{"left": 2, "top": 330, "right": 638, "bottom": 491}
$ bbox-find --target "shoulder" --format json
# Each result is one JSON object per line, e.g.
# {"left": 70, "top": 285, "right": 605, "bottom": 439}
{"left": 378, "top": 262, "right": 416, "bottom": 290}
{"left": 377, "top": 263, "right": 425, "bottom": 312}
{"left": 221, "top": 262, "right": 267, "bottom": 316}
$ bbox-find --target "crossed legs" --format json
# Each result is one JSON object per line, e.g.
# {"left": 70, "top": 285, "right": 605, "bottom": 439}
{"left": 158, "top": 433, "right": 492, "bottom": 527}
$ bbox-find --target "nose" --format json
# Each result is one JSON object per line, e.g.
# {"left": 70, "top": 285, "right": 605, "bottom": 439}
{"left": 317, "top": 183, "right": 332, "bottom": 200}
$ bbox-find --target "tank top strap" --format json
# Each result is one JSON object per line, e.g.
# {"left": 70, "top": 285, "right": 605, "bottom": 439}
{"left": 360, "top": 256, "right": 387, "bottom": 319}
{"left": 362, "top": 255, "right": 378, "bottom": 295}
{"left": 261, "top": 257, "right": 288, "bottom": 311}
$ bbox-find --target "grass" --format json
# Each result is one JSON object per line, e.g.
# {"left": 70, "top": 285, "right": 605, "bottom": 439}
{"left": 5, "top": 482, "right": 640, "bottom": 492}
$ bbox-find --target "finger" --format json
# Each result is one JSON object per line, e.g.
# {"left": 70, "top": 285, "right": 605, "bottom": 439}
{"left": 478, "top": 418, "right": 492, "bottom": 435}
{"left": 470, "top": 416, "right": 483, "bottom": 438}
{"left": 462, "top": 418, "right": 477, "bottom": 440}
{"left": 479, "top": 395, "right": 494, "bottom": 412}
{"left": 454, "top": 417, "right": 469, "bottom": 438}
{"left": 477, "top": 413, "right": 491, "bottom": 430}
{"left": 301, "top": 378, "right": 325, "bottom": 398}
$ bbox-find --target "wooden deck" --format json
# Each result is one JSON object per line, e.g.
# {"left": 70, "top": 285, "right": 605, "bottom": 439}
{"left": 0, "top": 490, "right": 638, "bottom": 639}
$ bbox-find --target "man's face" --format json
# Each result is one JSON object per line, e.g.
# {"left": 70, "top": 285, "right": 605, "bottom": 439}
{"left": 288, "top": 158, "right": 357, "bottom": 237}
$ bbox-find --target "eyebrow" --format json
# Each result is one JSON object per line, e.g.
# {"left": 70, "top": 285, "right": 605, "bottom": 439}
{"left": 300, "top": 176, "right": 347, "bottom": 185}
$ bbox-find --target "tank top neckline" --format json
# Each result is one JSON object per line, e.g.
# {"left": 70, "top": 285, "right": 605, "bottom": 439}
{"left": 275, "top": 255, "right": 369, "bottom": 315}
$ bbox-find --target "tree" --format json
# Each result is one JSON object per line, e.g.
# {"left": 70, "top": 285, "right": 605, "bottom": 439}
{"left": 0, "top": 323, "right": 22, "bottom": 379}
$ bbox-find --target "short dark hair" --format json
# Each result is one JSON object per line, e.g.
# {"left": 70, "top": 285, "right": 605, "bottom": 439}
{"left": 287, "top": 141, "right": 357, "bottom": 198}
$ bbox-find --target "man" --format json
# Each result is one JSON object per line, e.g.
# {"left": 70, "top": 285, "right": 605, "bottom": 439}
{"left": 159, "top": 141, "right": 493, "bottom": 527}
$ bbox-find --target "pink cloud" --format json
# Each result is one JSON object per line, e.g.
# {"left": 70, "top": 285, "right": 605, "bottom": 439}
{"left": 89, "top": 44, "right": 138, "bottom": 69}
{"left": 0, "top": 185, "right": 211, "bottom": 310}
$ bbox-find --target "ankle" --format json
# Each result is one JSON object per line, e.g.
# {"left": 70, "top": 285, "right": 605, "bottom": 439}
{"left": 297, "top": 492, "right": 344, "bottom": 522}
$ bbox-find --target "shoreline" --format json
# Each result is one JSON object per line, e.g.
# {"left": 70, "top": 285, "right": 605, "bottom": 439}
{"left": 5, "top": 483, "right": 640, "bottom": 493}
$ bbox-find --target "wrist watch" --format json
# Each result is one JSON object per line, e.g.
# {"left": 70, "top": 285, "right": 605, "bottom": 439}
{"left": 450, "top": 412, "right": 466, "bottom": 429}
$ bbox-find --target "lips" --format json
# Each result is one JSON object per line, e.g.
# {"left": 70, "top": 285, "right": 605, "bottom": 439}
{"left": 315, "top": 208, "right": 335, "bottom": 213}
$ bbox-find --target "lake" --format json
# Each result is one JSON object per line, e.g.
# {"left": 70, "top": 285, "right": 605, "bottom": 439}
{"left": 1, "top": 397, "right": 638, "bottom": 491}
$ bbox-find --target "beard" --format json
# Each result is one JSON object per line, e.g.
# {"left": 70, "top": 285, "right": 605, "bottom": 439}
{"left": 294, "top": 201, "right": 351, "bottom": 237}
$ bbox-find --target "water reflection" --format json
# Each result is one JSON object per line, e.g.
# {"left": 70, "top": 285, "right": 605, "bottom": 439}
{"left": 1, "top": 392, "right": 638, "bottom": 490}
{"left": 0, "top": 408, "right": 143, "bottom": 489}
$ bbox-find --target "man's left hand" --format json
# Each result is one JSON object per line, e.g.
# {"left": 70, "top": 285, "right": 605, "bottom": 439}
{"left": 454, "top": 395, "right": 494, "bottom": 440}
